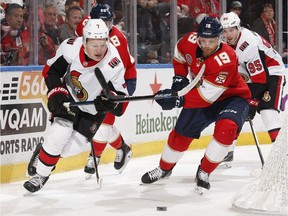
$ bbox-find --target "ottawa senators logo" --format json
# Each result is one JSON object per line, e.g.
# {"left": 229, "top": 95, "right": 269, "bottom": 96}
{"left": 70, "top": 70, "right": 88, "bottom": 101}
{"left": 90, "top": 122, "right": 98, "bottom": 134}
{"left": 262, "top": 91, "right": 271, "bottom": 102}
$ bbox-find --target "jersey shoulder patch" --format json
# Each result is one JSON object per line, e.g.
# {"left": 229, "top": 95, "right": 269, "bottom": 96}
{"left": 239, "top": 41, "right": 249, "bottom": 51}
{"left": 67, "top": 37, "right": 77, "bottom": 45}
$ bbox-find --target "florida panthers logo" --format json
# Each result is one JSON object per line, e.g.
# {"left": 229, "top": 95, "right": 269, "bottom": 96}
{"left": 70, "top": 70, "right": 88, "bottom": 101}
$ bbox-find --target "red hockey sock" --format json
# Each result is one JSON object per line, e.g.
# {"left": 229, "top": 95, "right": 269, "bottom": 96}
{"left": 91, "top": 140, "right": 107, "bottom": 157}
{"left": 109, "top": 135, "right": 122, "bottom": 149}
{"left": 160, "top": 158, "right": 175, "bottom": 171}
{"left": 268, "top": 128, "right": 280, "bottom": 142}
{"left": 200, "top": 156, "right": 220, "bottom": 174}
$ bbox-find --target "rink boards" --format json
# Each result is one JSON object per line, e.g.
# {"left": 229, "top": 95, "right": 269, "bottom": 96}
{"left": 1, "top": 64, "right": 287, "bottom": 183}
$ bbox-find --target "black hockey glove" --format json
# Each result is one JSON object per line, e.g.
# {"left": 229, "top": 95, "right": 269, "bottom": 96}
{"left": 246, "top": 98, "right": 259, "bottom": 121}
{"left": 155, "top": 89, "right": 184, "bottom": 110}
{"left": 94, "top": 91, "right": 118, "bottom": 113}
{"left": 171, "top": 75, "right": 189, "bottom": 91}
{"left": 47, "top": 87, "right": 70, "bottom": 114}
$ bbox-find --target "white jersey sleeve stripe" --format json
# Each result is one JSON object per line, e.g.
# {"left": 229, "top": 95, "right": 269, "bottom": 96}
{"left": 198, "top": 80, "right": 227, "bottom": 103}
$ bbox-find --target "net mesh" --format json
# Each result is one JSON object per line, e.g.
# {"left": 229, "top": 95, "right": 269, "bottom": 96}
{"left": 232, "top": 114, "right": 288, "bottom": 215}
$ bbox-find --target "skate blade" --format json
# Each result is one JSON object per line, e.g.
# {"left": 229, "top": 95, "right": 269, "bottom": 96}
{"left": 194, "top": 185, "right": 205, "bottom": 195}
{"left": 85, "top": 174, "right": 93, "bottom": 180}
{"left": 218, "top": 161, "right": 232, "bottom": 169}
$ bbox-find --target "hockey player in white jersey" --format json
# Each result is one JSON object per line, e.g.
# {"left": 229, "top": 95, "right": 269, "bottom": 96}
{"left": 219, "top": 12, "right": 286, "bottom": 165}
{"left": 23, "top": 19, "right": 129, "bottom": 193}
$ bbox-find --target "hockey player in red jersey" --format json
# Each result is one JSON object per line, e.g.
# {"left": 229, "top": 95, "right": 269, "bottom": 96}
{"left": 76, "top": 4, "right": 136, "bottom": 174}
{"left": 141, "top": 17, "right": 251, "bottom": 193}
{"left": 219, "top": 12, "right": 286, "bottom": 165}
{"left": 23, "top": 19, "right": 129, "bottom": 193}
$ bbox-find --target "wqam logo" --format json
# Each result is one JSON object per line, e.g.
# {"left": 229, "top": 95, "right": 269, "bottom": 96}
{"left": 0, "top": 103, "right": 47, "bottom": 136}
{"left": 0, "top": 72, "right": 48, "bottom": 136}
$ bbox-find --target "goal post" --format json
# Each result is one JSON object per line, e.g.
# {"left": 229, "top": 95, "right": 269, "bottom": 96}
{"left": 231, "top": 114, "right": 288, "bottom": 215}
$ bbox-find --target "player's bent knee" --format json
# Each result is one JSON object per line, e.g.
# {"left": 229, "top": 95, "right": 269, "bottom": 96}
{"left": 214, "top": 119, "right": 238, "bottom": 145}
{"left": 168, "top": 129, "right": 193, "bottom": 151}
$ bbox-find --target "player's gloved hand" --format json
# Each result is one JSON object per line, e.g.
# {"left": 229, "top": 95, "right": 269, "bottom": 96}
{"left": 171, "top": 75, "right": 189, "bottom": 91}
{"left": 94, "top": 91, "right": 119, "bottom": 113}
{"left": 155, "top": 89, "right": 184, "bottom": 110}
{"left": 47, "top": 87, "right": 70, "bottom": 114}
{"left": 246, "top": 98, "right": 259, "bottom": 121}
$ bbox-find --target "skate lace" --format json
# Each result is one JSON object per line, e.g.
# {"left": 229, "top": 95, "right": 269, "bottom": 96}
{"left": 86, "top": 156, "right": 99, "bottom": 168}
{"left": 148, "top": 167, "right": 163, "bottom": 180}
{"left": 32, "top": 155, "right": 39, "bottom": 167}
{"left": 29, "top": 175, "right": 45, "bottom": 187}
{"left": 115, "top": 149, "right": 123, "bottom": 163}
{"left": 198, "top": 170, "right": 209, "bottom": 182}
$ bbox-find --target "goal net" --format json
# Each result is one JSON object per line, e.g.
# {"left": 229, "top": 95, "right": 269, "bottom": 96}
{"left": 231, "top": 114, "right": 288, "bottom": 215}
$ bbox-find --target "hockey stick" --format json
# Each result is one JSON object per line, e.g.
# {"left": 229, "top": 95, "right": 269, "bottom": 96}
{"left": 248, "top": 119, "right": 265, "bottom": 168}
{"left": 64, "top": 64, "right": 206, "bottom": 107}
{"left": 89, "top": 140, "right": 102, "bottom": 188}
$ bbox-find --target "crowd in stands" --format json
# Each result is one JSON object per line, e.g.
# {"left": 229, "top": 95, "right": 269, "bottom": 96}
{"left": 1, "top": 0, "right": 287, "bottom": 66}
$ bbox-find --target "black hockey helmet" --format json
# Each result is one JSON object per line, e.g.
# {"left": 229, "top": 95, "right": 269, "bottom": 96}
{"left": 197, "top": 16, "right": 223, "bottom": 38}
{"left": 90, "top": 3, "right": 114, "bottom": 21}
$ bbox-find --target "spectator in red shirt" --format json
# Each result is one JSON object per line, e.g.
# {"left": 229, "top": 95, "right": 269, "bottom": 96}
{"left": 1, "top": 3, "right": 29, "bottom": 65}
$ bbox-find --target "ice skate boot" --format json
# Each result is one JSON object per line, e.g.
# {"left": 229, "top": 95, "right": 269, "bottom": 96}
{"left": 84, "top": 155, "right": 101, "bottom": 174}
{"left": 141, "top": 166, "right": 172, "bottom": 184}
{"left": 219, "top": 151, "right": 234, "bottom": 168}
{"left": 27, "top": 143, "right": 55, "bottom": 176}
{"left": 23, "top": 174, "right": 49, "bottom": 193}
{"left": 114, "top": 144, "right": 132, "bottom": 173}
{"left": 194, "top": 166, "right": 210, "bottom": 195}
{"left": 27, "top": 143, "right": 42, "bottom": 176}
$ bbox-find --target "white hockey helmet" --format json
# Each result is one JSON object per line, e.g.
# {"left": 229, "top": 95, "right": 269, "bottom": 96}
{"left": 83, "top": 19, "right": 109, "bottom": 42}
{"left": 220, "top": 12, "right": 241, "bottom": 29}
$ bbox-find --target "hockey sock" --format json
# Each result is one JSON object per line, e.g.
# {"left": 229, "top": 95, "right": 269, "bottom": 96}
{"left": 91, "top": 140, "right": 107, "bottom": 157}
{"left": 109, "top": 135, "right": 122, "bottom": 149}
{"left": 268, "top": 128, "right": 280, "bottom": 142}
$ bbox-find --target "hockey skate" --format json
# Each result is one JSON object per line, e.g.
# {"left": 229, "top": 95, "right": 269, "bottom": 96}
{"left": 114, "top": 144, "right": 132, "bottom": 173}
{"left": 219, "top": 151, "right": 234, "bottom": 169}
{"left": 27, "top": 143, "right": 55, "bottom": 176}
{"left": 141, "top": 166, "right": 172, "bottom": 184}
{"left": 84, "top": 156, "right": 100, "bottom": 174}
{"left": 27, "top": 143, "right": 42, "bottom": 176}
{"left": 23, "top": 174, "right": 49, "bottom": 193}
{"left": 194, "top": 166, "right": 210, "bottom": 195}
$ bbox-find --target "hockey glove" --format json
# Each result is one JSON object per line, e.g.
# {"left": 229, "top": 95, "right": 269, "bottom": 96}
{"left": 155, "top": 89, "right": 184, "bottom": 110}
{"left": 246, "top": 98, "right": 259, "bottom": 121}
{"left": 171, "top": 75, "right": 189, "bottom": 91}
{"left": 47, "top": 87, "right": 70, "bottom": 114}
{"left": 94, "top": 91, "right": 119, "bottom": 113}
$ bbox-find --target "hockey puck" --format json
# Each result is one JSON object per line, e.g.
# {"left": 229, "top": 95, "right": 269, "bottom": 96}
{"left": 157, "top": 206, "right": 167, "bottom": 211}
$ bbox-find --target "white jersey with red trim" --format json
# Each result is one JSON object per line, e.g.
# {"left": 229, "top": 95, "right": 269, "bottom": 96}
{"left": 45, "top": 37, "right": 127, "bottom": 115}
{"left": 234, "top": 28, "right": 285, "bottom": 84}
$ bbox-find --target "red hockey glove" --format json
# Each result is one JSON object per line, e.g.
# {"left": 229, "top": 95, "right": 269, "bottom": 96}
{"left": 246, "top": 98, "right": 259, "bottom": 121}
{"left": 47, "top": 87, "right": 70, "bottom": 114}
